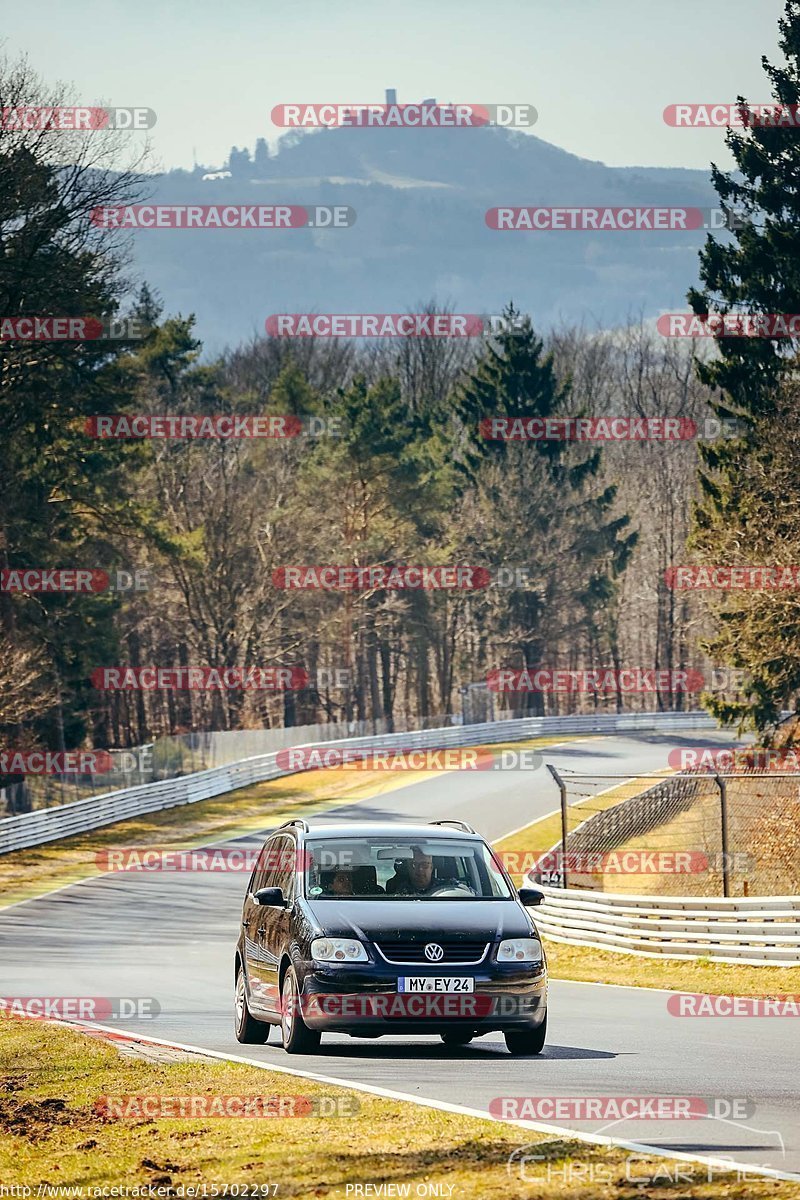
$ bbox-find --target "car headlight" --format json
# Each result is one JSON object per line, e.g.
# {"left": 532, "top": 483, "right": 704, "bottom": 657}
{"left": 311, "top": 937, "right": 369, "bottom": 963}
{"left": 497, "top": 938, "right": 543, "bottom": 962}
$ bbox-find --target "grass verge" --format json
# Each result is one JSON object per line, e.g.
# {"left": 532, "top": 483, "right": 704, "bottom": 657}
{"left": 1, "top": 1018, "right": 797, "bottom": 1198}
{"left": 542, "top": 938, "right": 800, "bottom": 994}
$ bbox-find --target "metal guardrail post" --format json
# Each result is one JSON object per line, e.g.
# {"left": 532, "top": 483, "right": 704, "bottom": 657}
{"left": 546, "top": 763, "right": 569, "bottom": 890}
{"left": 714, "top": 773, "right": 731, "bottom": 898}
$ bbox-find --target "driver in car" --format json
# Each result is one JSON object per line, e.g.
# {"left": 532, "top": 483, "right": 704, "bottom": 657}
{"left": 395, "top": 846, "right": 460, "bottom": 895}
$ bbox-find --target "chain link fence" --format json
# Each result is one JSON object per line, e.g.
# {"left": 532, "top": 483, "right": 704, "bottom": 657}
{"left": 535, "top": 768, "right": 800, "bottom": 898}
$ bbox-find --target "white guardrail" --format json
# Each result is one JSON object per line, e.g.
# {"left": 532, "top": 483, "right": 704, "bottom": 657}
{"left": 535, "top": 887, "right": 800, "bottom": 966}
{"left": 0, "top": 709, "right": 716, "bottom": 855}
{"left": 3, "top": 707, "right": 798, "bottom": 964}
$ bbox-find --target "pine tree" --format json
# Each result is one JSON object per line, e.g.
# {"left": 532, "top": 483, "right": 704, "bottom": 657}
{"left": 454, "top": 308, "right": 636, "bottom": 713}
{"left": 689, "top": 0, "right": 800, "bottom": 523}
{"left": 0, "top": 54, "right": 159, "bottom": 784}
{"left": 687, "top": 0, "right": 800, "bottom": 731}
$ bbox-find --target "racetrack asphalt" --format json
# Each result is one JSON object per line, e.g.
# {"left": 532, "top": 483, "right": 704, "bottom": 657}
{"left": 2, "top": 730, "right": 797, "bottom": 1178}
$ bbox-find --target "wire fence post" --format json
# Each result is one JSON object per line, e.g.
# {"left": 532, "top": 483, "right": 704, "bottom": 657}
{"left": 713, "top": 773, "right": 731, "bottom": 898}
{"left": 546, "top": 763, "right": 569, "bottom": 890}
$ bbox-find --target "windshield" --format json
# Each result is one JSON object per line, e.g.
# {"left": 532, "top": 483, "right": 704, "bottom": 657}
{"left": 304, "top": 836, "right": 513, "bottom": 900}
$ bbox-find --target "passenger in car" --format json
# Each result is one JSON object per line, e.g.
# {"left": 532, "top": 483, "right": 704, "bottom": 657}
{"left": 324, "top": 868, "right": 354, "bottom": 896}
{"left": 321, "top": 866, "right": 386, "bottom": 896}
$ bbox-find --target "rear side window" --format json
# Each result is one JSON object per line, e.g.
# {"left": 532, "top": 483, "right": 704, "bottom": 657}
{"left": 250, "top": 836, "right": 281, "bottom": 894}
{"left": 268, "top": 836, "right": 296, "bottom": 901}
{"left": 250, "top": 835, "right": 296, "bottom": 900}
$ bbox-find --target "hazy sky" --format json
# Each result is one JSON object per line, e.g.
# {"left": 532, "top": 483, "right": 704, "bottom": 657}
{"left": 3, "top": 0, "right": 787, "bottom": 172}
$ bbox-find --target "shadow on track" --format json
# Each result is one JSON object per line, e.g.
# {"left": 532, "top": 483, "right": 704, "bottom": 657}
{"left": 257, "top": 1038, "right": 617, "bottom": 1061}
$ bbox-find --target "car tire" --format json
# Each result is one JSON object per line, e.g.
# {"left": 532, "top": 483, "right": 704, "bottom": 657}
{"left": 280, "top": 966, "right": 321, "bottom": 1054}
{"left": 504, "top": 1015, "right": 547, "bottom": 1056}
{"left": 440, "top": 1031, "right": 474, "bottom": 1046}
{"left": 235, "top": 962, "right": 270, "bottom": 1044}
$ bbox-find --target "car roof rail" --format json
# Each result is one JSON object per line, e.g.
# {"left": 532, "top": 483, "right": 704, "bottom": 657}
{"left": 278, "top": 818, "right": 309, "bottom": 832}
{"left": 428, "top": 819, "right": 476, "bottom": 834}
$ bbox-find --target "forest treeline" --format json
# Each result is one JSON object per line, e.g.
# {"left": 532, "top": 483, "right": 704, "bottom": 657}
{"left": 3, "top": 2, "right": 800, "bottom": 771}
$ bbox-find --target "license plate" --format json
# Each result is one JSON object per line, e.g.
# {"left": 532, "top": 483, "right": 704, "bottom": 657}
{"left": 397, "top": 977, "right": 474, "bottom": 993}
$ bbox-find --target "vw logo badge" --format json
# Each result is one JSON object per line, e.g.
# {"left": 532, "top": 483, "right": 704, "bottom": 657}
{"left": 424, "top": 942, "right": 444, "bottom": 962}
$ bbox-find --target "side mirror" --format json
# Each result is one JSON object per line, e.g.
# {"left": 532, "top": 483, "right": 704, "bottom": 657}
{"left": 518, "top": 885, "right": 545, "bottom": 907}
{"left": 253, "top": 886, "right": 287, "bottom": 908}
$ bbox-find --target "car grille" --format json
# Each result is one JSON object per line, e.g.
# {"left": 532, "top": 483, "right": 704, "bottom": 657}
{"left": 376, "top": 940, "right": 489, "bottom": 965}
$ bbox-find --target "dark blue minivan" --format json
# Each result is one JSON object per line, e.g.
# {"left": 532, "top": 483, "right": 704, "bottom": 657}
{"left": 235, "top": 818, "right": 547, "bottom": 1055}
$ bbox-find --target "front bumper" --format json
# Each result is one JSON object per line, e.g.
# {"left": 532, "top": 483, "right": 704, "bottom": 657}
{"left": 296, "top": 960, "right": 548, "bottom": 1034}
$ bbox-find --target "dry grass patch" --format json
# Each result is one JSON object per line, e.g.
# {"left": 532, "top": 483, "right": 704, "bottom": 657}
{"left": 1, "top": 1019, "right": 797, "bottom": 1198}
